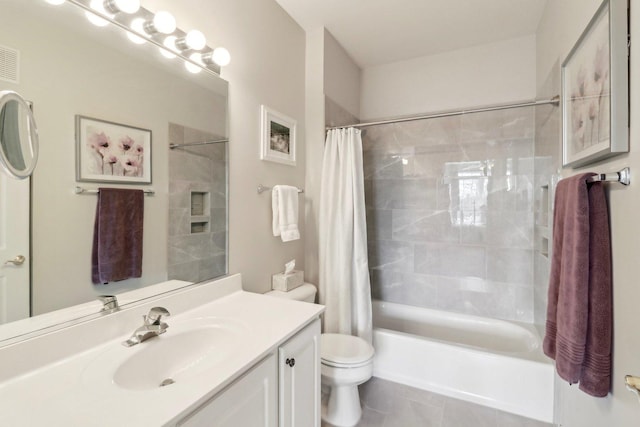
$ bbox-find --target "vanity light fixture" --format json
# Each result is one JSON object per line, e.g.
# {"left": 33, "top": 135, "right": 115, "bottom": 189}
{"left": 208, "top": 47, "right": 231, "bottom": 67}
{"left": 103, "top": 0, "right": 140, "bottom": 14}
{"left": 44, "top": 0, "right": 66, "bottom": 5}
{"left": 67, "top": 0, "right": 229, "bottom": 73}
{"left": 143, "top": 11, "right": 177, "bottom": 35}
{"left": 127, "top": 18, "right": 147, "bottom": 44}
{"left": 175, "top": 30, "right": 207, "bottom": 51}
{"left": 185, "top": 53, "right": 204, "bottom": 74}
{"left": 86, "top": 0, "right": 113, "bottom": 27}
{"left": 160, "top": 36, "right": 179, "bottom": 59}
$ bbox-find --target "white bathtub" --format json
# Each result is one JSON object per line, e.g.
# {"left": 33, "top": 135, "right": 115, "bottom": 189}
{"left": 371, "top": 300, "right": 554, "bottom": 423}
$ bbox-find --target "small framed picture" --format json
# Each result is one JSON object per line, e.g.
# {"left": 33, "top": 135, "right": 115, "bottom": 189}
{"left": 561, "top": 0, "right": 628, "bottom": 167}
{"left": 76, "top": 115, "right": 152, "bottom": 184}
{"left": 260, "top": 105, "right": 296, "bottom": 166}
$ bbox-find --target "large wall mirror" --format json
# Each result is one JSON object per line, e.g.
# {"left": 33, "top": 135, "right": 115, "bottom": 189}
{"left": 0, "top": 0, "right": 228, "bottom": 341}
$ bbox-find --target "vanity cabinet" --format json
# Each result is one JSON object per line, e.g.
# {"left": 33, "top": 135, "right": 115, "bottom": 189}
{"left": 177, "top": 354, "right": 278, "bottom": 427}
{"left": 175, "top": 319, "right": 320, "bottom": 427}
{"left": 279, "top": 319, "right": 321, "bottom": 427}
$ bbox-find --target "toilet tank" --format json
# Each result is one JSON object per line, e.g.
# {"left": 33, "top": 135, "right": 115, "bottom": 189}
{"left": 266, "top": 283, "right": 317, "bottom": 303}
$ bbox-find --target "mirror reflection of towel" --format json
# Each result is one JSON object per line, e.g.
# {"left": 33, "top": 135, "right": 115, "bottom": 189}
{"left": 91, "top": 188, "right": 144, "bottom": 284}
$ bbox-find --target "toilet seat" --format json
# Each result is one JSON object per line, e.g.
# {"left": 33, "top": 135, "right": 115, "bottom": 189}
{"left": 320, "top": 333, "right": 375, "bottom": 368}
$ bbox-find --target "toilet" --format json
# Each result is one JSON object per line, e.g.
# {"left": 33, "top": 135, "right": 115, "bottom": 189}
{"left": 267, "top": 283, "right": 375, "bottom": 427}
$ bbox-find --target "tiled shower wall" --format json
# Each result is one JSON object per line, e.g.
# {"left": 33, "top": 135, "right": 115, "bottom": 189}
{"left": 168, "top": 123, "right": 227, "bottom": 283}
{"left": 364, "top": 108, "right": 536, "bottom": 322}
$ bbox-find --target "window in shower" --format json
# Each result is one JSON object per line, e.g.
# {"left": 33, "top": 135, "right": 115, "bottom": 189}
{"left": 443, "top": 161, "right": 488, "bottom": 226}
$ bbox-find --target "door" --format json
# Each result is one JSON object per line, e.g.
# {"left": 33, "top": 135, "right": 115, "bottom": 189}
{"left": 279, "top": 319, "right": 321, "bottom": 427}
{"left": 0, "top": 171, "right": 29, "bottom": 323}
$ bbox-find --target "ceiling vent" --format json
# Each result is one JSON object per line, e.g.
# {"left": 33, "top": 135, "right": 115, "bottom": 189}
{"left": 0, "top": 45, "right": 19, "bottom": 84}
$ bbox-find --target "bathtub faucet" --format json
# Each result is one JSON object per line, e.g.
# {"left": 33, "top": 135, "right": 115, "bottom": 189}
{"left": 122, "top": 307, "right": 171, "bottom": 347}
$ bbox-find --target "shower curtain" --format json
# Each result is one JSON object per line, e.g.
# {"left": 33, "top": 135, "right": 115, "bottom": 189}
{"left": 319, "top": 127, "right": 372, "bottom": 344}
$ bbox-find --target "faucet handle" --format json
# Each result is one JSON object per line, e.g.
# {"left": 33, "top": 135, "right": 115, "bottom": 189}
{"left": 146, "top": 307, "right": 170, "bottom": 324}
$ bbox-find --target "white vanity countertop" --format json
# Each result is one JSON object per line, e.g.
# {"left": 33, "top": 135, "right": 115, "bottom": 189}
{"left": 0, "top": 275, "right": 324, "bottom": 426}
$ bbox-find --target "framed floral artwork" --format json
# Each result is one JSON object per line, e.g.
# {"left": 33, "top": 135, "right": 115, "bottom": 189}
{"left": 561, "top": 0, "right": 628, "bottom": 167}
{"left": 76, "top": 115, "right": 152, "bottom": 184}
{"left": 260, "top": 105, "right": 296, "bottom": 166}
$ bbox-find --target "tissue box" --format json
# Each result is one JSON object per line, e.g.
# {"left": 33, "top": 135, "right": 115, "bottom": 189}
{"left": 272, "top": 270, "right": 304, "bottom": 292}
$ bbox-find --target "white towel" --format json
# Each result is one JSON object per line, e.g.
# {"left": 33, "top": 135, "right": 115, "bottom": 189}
{"left": 272, "top": 185, "right": 300, "bottom": 242}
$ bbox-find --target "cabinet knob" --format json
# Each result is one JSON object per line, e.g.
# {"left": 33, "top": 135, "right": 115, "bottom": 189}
{"left": 286, "top": 358, "right": 296, "bottom": 367}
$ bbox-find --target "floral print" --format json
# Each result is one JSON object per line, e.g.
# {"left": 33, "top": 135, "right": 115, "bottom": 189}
{"left": 86, "top": 126, "right": 144, "bottom": 177}
{"left": 567, "top": 12, "right": 610, "bottom": 155}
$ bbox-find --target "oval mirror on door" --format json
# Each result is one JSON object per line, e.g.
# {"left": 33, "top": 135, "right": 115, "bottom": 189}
{"left": 0, "top": 90, "right": 39, "bottom": 179}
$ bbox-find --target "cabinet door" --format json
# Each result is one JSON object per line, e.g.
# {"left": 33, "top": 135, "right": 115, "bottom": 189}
{"left": 177, "top": 354, "right": 277, "bottom": 427}
{"left": 279, "top": 319, "right": 321, "bottom": 427}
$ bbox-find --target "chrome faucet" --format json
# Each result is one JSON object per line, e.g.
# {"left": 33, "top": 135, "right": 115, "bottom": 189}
{"left": 122, "top": 307, "right": 171, "bottom": 347}
{"left": 97, "top": 295, "right": 119, "bottom": 313}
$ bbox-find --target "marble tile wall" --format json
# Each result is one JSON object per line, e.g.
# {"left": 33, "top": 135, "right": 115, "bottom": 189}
{"left": 168, "top": 123, "right": 227, "bottom": 283}
{"left": 363, "top": 108, "right": 536, "bottom": 322}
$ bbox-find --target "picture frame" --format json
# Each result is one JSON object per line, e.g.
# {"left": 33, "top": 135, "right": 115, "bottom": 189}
{"left": 561, "top": 0, "right": 628, "bottom": 167}
{"left": 260, "top": 105, "right": 296, "bottom": 166}
{"left": 76, "top": 115, "right": 152, "bottom": 184}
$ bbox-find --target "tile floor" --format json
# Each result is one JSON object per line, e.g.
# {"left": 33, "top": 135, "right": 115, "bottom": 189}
{"left": 322, "top": 377, "right": 552, "bottom": 427}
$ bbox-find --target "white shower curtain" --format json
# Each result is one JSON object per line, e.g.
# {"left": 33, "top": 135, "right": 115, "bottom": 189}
{"left": 319, "top": 127, "right": 372, "bottom": 344}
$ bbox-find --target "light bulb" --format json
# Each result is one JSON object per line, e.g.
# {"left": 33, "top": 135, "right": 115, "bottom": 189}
{"left": 185, "top": 53, "right": 203, "bottom": 74}
{"left": 211, "top": 47, "right": 231, "bottom": 66}
{"left": 103, "top": 0, "right": 140, "bottom": 14}
{"left": 85, "top": 0, "right": 113, "bottom": 27}
{"left": 185, "top": 30, "right": 206, "bottom": 50}
{"left": 150, "top": 11, "right": 176, "bottom": 34}
{"left": 127, "top": 18, "right": 146, "bottom": 44}
{"left": 44, "top": 0, "right": 65, "bottom": 5}
{"left": 160, "top": 36, "right": 178, "bottom": 59}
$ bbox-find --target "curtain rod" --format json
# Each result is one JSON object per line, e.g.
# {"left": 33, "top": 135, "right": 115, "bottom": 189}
{"left": 326, "top": 96, "right": 560, "bottom": 131}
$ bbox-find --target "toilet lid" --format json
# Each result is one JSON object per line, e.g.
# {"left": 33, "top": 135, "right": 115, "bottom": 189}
{"left": 321, "top": 333, "right": 375, "bottom": 366}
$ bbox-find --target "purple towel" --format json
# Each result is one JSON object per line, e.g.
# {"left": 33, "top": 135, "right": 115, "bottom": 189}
{"left": 91, "top": 188, "right": 144, "bottom": 284}
{"left": 543, "top": 173, "right": 612, "bottom": 397}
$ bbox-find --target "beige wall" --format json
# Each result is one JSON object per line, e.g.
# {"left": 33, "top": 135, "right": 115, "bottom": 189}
{"left": 360, "top": 35, "right": 537, "bottom": 120}
{"left": 304, "top": 29, "right": 362, "bottom": 287}
{"left": 145, "top": 0, "right": 307, "bottom": 294}
{"left": 536, "top": 0, "right": 640, "bottom": 425}
{"left": 323, "top": 30, "right": 362, "bottom": 119}
{"left": 304, "top": 28, "right": 326, "bottom": 288}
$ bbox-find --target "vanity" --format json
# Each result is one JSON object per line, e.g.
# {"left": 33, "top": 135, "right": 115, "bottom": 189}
{"left": 0, "top": 274, "right": 324, "bottom": 426}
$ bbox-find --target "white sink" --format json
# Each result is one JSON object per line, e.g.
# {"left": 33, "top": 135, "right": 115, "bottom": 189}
{"left": 83, "top": 317, "right": 248, "bottom": 391}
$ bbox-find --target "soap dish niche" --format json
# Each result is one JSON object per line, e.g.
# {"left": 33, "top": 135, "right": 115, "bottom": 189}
{"left": 190, "top": 191, "right": 211, "bottom": 234}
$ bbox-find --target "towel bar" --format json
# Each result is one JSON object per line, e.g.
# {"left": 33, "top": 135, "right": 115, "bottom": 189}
{"left": 587, "top": 167, "right": 630, "bottom": 185}
{"left": 257, "top": 184, "right": 304, "bottom": 194}
{"left": 75, "top": 186, "right": 155, "bottom": 196}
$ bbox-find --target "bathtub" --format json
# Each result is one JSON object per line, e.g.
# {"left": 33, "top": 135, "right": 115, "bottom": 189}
{"left": 371, "top": 300, "right": 554, "bottom": 423}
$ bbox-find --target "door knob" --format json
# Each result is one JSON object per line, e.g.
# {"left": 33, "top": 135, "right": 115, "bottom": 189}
{"left": 4, "top": 255, "right": 25, "bottom": 266}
